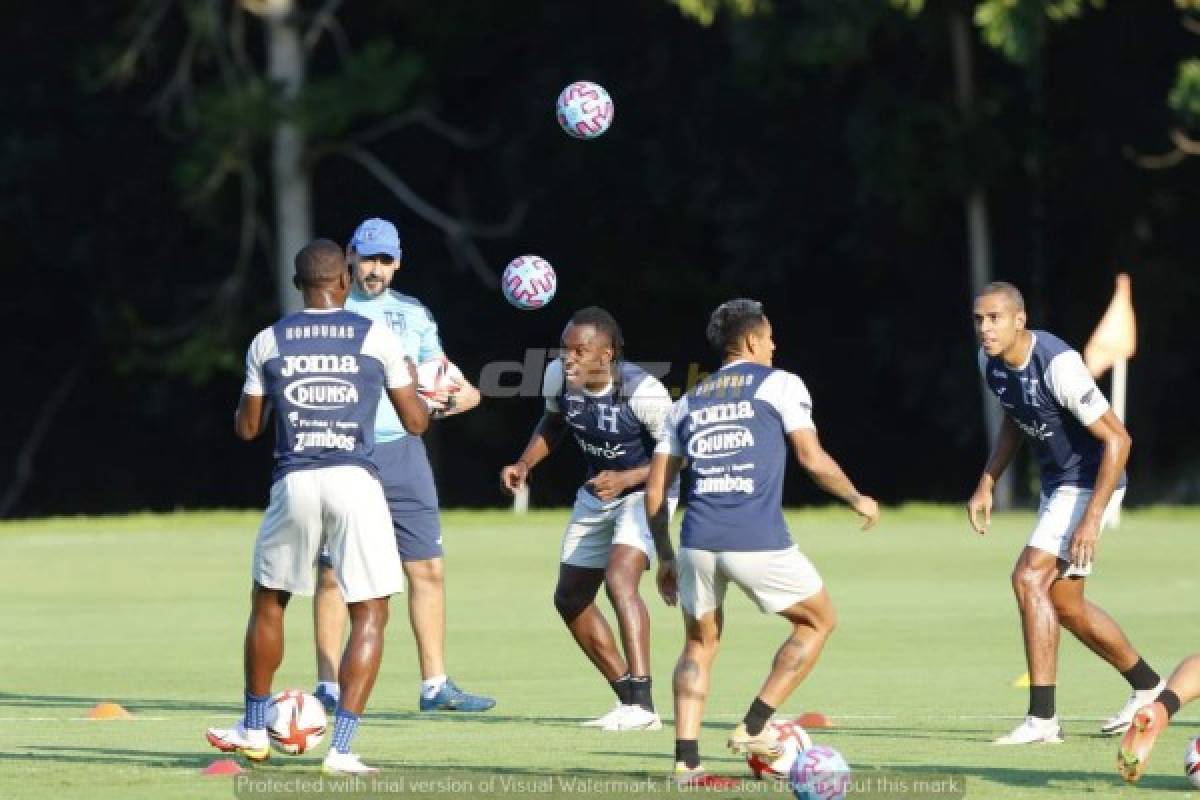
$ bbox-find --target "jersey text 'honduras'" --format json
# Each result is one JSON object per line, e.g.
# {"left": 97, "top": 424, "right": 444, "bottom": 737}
{"left": 242, "top": 308, "right": 412, "bottom": 483}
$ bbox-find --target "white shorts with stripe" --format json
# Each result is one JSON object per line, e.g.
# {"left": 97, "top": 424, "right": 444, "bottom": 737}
{"left": 253, "top": 465, "right": 404, "bottom": 603}
{"left": 560, "top": 487, "right": 676, "bottom": 569}
{"left": 679, "top": 545, "right": 824, "bottom": 618}
{"left": 1028, "top": 485, "right": 1125, "bottom": 578}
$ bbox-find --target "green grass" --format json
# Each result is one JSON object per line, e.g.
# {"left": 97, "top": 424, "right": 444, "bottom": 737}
{"left": 1, "top": 507, "right": 1199, "bottom": 799}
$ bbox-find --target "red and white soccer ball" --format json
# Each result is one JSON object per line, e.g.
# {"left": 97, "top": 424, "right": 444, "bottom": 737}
{"left": 556, "top": 81, "right": 614, "bottom": 139}
{"left": 416, "top": 357, "right": 464, "bottom": 411}
{"left": 746, "top": 719, "right": 814, "bottom": 779}
{"left": 266, "top": 690, "right": 327, "bottom": 755}
{"left": 1186, "top": 736, "right": 1200, "bottom": 788}
{"left": 502, "top": 255, "right": 557, "bottom": 310}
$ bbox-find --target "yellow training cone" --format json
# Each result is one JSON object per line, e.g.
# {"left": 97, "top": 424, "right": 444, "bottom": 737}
{"left": 1011, "top": 672, "right": 1030, "bottom": 688}
{"left": 88, "top": 702, "right": 133, "bottom": 720}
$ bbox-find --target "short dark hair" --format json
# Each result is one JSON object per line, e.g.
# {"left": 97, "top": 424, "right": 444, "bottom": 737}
{"left": 977, "top": 281, "right": 1025, "bottom": 312}
{"left": 569, "top": 306, "right": 625, "bottom": 362}
{"left": 706, "top": 298, "right": 766, "bottom": 355}
{"left": 294, "top": 239, "right": 347, "bottom": 289}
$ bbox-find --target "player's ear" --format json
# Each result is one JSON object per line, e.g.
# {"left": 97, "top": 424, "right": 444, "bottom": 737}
{"left": 1015, "top": 309, "right": 1027, "bottom": 331}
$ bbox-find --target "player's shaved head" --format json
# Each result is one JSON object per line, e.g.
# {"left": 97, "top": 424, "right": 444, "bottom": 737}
{"left": 977, "top": 281, "right": 1025, "bottom": 312}
{"left": 707, "top": 297, "right": 767, "bottom": 356}
{"left": 294, "top": 239, "right": 347, "bottom": 288}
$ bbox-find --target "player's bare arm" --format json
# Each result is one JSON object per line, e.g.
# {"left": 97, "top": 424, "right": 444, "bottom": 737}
{"left": 386, "top": 383, "right": 431, "bottom": 436}
{"left": 500, "top": 412, "right": 566, "bottom": 494}
{"left": 587, "top": 465, "right": 650, "bottom": 502}
{"left": 235, "top": 393, "right": 267, "bottom": 440}
{"left": 645, "top": 452, "right": 682, "bottom": 606}
{"left": 787, "top": 428, "right": 880, "bottom": 530}
{"left": 1068, "top": 409, "right": 1132, "bottom": 568}
{"left": 968, "top": 414, "right": 1022, "bottom": 535}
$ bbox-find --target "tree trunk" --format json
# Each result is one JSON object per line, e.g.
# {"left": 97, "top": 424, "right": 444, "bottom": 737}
{"left": 949, "top": 3, "right": 1012, "bottom": 509}
{"left": 265, "top": 3, "right": 310, "bottom": 315}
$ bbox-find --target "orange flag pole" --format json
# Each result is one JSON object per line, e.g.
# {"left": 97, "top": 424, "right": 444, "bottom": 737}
{"left": 1083, "top": 274, "right": 1137, "bottom": 526}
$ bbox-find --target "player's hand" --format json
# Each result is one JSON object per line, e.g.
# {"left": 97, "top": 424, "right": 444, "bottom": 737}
{"left": 853, "top": 495, "right": 880, "bottom": 531}
{"left": 1068, "top": 518, "right": 1101, "bottom": 570}
{"left": 587, "top": 470, "right": 628, "bottom": 502}
{"left": 500, "top": 462, "right": 529, "bottom": 495}
{"left": 967, "top": 486, "right": 993, "bottom": 535}
{"left": 657, "top": 558, "right": 679, "bottom": 607}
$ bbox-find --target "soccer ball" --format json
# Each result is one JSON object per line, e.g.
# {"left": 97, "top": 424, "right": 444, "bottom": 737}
{"left": 501, "top": 255, "right": 557, "bottom": 310}
{"left": 556, "top": 81, "right": 614, "bottom": 139}
{"left": 789, "top": 746, "right": 851, "bottom": 800}
{"left": 266, "top": 690, "right": 327, "bottom": 755}
{"left": 746, "top": 719, "right": 814, "bottom": 778}
{"left": 1186, "top": 736, "right": 1200, "bottom": 788}
{"left": 416, "top": 357, "right": 464, "bottom": 411}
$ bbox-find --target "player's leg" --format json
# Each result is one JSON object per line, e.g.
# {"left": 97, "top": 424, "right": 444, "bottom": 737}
{"left": 1051, "top": 574, "right": 1163, "bottom": 734}
{"left": 209, "top": 472, "right": 319, "bottom": 761}
{"left": 320, "top": 466, "right": 404, "bottom": 775}
{"left": 1119, "top": 654, "right": 1200, "bottom": 782}
{"left": 672, "top": 547, "right": 731, "bottom": 785}
{"left": 382, "top": 437, "right": 493, "bottom": 712}
{"left": 601, "top": 491, "right": 670, "bottom": 724}
{"left": 312, "top": 558, "right": 347, "bottom": 711}
{"left": 558, "top": 491, "right": 636, "bottom": 725}
{"left": 723, "top": 547, "right": 828, "bottom": 758}
{"left": 1038, "top": 486, "right": 1162, "bottom": 734}
{"left": 995, "top": 544, "right": 1064, "bottom": 744}
{"left": 555, "top": 563, "right": 633, "bottom": 725}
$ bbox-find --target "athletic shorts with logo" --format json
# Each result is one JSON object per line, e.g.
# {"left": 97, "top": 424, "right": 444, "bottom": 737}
{"left": 560, "top": 487, "right": 676, "bottom": 568}
{"left": 255, "top": 465, "right": 403, "bottom": 603}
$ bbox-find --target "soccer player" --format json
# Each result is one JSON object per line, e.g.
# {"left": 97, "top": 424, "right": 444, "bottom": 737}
{"left": 968, "top": 281, "right": 1162, "bottom": 744}
{"left": 311, "top": 218, "right": 493, "bottom": 714}
{"left": 1119, "top": 654, "right": 1200, "bottom": 782}
{"left": 644, "top": 298, "right": 880, "bottom": 785}
{"left": 500, "top": 307, "right": 674, "bottom": 732}
{"left": 206, "top": 239, "right": 429, "bottom": 775}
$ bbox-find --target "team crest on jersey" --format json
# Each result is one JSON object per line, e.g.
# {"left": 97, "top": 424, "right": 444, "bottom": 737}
{"left": 384, "top": 311, "right": 407, "bottom": 333}
{"left": 1019, "top": 377, "right": 1041, "bottom": 407}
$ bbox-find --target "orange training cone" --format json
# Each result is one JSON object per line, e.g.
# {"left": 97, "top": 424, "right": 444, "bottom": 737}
{"left": 202, "top": 759, "right": 247, "bottom": 776}
{"left": 87, "top": 702, "right": 133, "bottom": 720}
{"left": 796, "top": 712, "right": 833, "bottom": 729}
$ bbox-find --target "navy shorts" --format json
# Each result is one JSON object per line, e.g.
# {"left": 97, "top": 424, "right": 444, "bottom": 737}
{"left": 319, "top": 436, "right": 443, "bottom": 567}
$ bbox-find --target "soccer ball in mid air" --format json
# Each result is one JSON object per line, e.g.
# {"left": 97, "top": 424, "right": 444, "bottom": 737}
{"left": 1186, "top": 736, "right": 1200, "bottom": 788}
{"left": 789, "top": 745, "right": 851, "bottom": 800}
{"left": 416, "top": 357, "right": 465, "bottom": 412}
{"left": 746, "top": 719, "right": 814, "bottom": 779}
{"left": 266, "top": 690, "right": 327, "bottom": 755}
{"left": 556, "top": 81, "right": 614, "bottom": 139}
{"left": 502, "top": 255, "right": 557, "bottom": 310}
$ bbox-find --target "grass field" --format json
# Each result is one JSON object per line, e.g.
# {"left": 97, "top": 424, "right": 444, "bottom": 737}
{"left": 1, "top": 507, "right": 1198, "bottom": 799}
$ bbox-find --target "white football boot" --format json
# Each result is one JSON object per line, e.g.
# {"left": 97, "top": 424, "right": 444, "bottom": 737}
{"left": 1101, "top": 680, "right": 1166, "bottom": 735}
{"left": 205, "top": 722, "right": 270, "bottom": 762}
{"left": 580, "top": 701, "right": 625, "bottom": 728}
{"left": 602, "top": 704, "right": 663, "bottom": 732}
{"left": 993, "top": 715, "right": 1064, "bottom": 745}
{"left": 322, "top": 751, "right": 380, "bottom": 775}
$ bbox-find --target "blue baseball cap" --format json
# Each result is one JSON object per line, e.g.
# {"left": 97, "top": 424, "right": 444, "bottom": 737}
{"left": 349, "top": 218, "right": 403, "bottom": 261}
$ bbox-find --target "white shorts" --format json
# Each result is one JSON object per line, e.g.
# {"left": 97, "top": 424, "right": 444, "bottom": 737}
{"left": 253, "top": 465, "right": 404, "bottom": 603}
{"left": 1028, "top": 485, "right": 1126, "bottom": 578}
{"left": 678, "top": 545, "right": 824, "bottom": 618}
{"left": 560, "top": 488, "right": 676, "bottom": 569}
